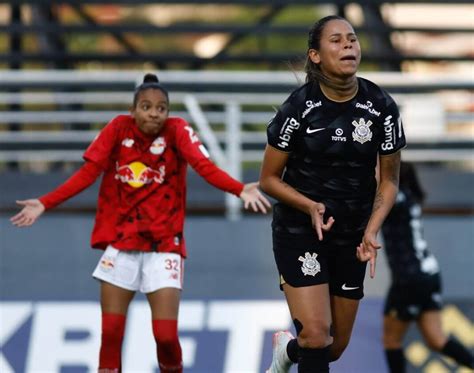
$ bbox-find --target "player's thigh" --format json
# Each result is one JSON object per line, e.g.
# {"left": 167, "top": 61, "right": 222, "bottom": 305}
{"left": 330, "top": 295, "right": 360, "bottom": 349}
{"left": 283, "top": 282, "right": 332, "bottom": 345}
{"left": 146, "top": 287, "right": 181, "bottom": 320}
{"left": 417, "top": 310, "right": 447, "bottom": 350}
{"left": 100, "top": 281, "right": 136, "bottom": 315}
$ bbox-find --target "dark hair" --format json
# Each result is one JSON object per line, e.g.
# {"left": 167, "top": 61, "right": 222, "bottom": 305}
{"left": 133, "top": 73, "right": 169, "bottom": 107}
{"left": 305, "top": 15, "right": 355, "bottom": 87}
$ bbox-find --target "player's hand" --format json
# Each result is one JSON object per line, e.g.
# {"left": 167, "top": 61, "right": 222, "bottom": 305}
{"left": 356, "top": 232, "right": 382, "bottom": 278}
{"left": 10, "top": 199, "right": 45, "bottom": 227}
{"left": 309, "top": 202, "right": 335, "bottom": 241}
{"left": 240, "top": 182, "right": 272, "bottom": 213}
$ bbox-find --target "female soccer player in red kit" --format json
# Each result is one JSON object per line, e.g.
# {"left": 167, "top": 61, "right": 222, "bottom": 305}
{"left": 11, "top": 73, "right": 271, "bottom": 372}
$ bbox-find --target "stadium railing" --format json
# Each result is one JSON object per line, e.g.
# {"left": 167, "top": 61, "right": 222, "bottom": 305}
{"left": 0, "top": 70, "right": 472, "bottom": 217}
{"left": 1, "top": 70, "right": 472, "bottom": 162}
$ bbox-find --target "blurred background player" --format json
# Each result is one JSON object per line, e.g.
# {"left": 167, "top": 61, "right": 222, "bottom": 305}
{"left": 10, "top": 73, "right": 270, "bottom": 373}
{"left": 382, "top": 161, "right": 474, "bottom": 372}
{"left": 260, "top": 15, "right": 405, "bottom": 373}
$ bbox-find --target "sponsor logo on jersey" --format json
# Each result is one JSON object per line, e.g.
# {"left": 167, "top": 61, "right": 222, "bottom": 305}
{"left": 121, "top": 138, "right": 134, "bottom": 148}
{"left": 278, "top": 117, "right": 300, "bottom": 149}
{"left": 150, "top": 137, "right": 166, "bottom": 155}
{"left": 332, "top": 128, "right": 346, "bottom": 142}
{"left": 352, "top": 118, "right": 373, "bottom": 144}
{"left": 115, "top": 161, "right": 165, "bottom": 188}
{"left": 301, "top": 100, "right": 322, "bottom": 119}
{"left": 397, "top": 116, "right": 403, "bottom": 138}
{"left": 306, "top": 127, "right": 325, "bottom": 134}
{"left": 355, "top": 100, "right": 381, "bottom": 117}
{"left": 299, "top": 252, "right": 321, "bottom": 276}
{"left": 381, "top": 115, "right": 396, "bottom": 151}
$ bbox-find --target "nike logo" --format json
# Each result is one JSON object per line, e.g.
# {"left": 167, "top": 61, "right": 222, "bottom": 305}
{"left": 306, "top": 127, "right": 325, "bottom": 134}
{"left": 342, "top": 284, "right": 359, "bottom": 291}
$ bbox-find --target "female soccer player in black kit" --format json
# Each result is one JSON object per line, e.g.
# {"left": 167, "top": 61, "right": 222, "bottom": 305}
{"left": 260, "top": 15, "right": 406, "bottom": 372}
{"left": 382, "top": 161, "right": 474, "bottom": 372}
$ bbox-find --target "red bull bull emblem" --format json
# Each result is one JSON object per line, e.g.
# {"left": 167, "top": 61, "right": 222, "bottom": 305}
{"left": 150, "top": 137, "right": 166, "bottom": 155}
{"left": 115, "top": 161, "right": 166, "bottom": 188}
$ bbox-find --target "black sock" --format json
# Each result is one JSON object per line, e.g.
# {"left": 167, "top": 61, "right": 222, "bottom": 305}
{"left": 287, "top": 338, "right": 299, "bottom": 363}
{"left": 385, "top": 348, "right": 406, "bottom": 373}
{"left": 441, "top": 337, "right": 474, "bottom": 368}
{"left": 298, "top": 346, "right": 330, "bottom": 373}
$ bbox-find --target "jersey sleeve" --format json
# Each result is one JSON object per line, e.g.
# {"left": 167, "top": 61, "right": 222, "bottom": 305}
{"left": 266, "top": 98, "right": 302, "bottom": 152}
{"left": 39, "top": 161, "right": 102, "bottom": 210}
{"left": 379, "top": 99, "right": 406, "bottom": 155}
{"left": 83, "top": 116, "right": 120, "bottom": 169}
{"left": 174, "top": 119, "right": 244, "bottom": 196}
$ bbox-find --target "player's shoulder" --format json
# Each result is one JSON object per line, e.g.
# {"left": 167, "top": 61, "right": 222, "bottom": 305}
{"left": 100, "top": 115, "right": 135, "bottom": 137}
{"left": 164, "top": 116, "right": 190, "bottom": 133}
{"left": 108, "top": 114, "right": 135, "bottom": 128}
{"left": 286, "top": 81, "right": 312, "bottom": 105}
{"left": 357, "top": 77, "right": 396, "bottom": 107}
{"left": 166, "top": 116, "right": 188, "bottom": 127}
{"left": 275, "top": 82, "right": 313, "bottom": 118}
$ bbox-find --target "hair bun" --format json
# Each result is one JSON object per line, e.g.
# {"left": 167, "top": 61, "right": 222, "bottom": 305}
{"left": 143, "top": 73, "right": 159, "bottom": 84}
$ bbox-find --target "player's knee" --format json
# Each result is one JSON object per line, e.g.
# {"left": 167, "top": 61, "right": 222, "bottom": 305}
{"left": 152, "top": 319, "right": 179, "bottom": 346}
{"left": 424, "top": 336, "right": 445, "bottom": 351}
{"left": 154, "top": 331, "right": 179, "bottom": 346}
{"left": 101, "top": 313, "right": 126, "bottom": 342}
{"left": 296, "top": 319, "right": 332, "bottom": 349}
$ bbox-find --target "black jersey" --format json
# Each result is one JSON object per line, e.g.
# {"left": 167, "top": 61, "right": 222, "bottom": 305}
{"left": 382, "top": 187, "right": 440, "bottom": 284}
{"left": 267, "top": 77, "right": 406, "bottom": 235}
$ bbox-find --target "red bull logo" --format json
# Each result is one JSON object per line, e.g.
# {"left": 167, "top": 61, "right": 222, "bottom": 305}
{"left": 115, "top": 161, "right": 165, "bottom": 188}
{"left": 100, "top": 257, "right": 115, "bottom": 271}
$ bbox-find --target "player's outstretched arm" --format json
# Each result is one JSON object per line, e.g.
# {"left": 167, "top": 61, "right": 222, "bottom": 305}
{"left": 239, "top": 182, "right": 271, "bottom": 213}
{"left": 10, "top": 199, "right": 45, "bottom": 227}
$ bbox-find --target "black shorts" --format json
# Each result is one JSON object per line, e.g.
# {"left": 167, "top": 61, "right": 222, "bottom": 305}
{"left": 272, "top": 230, "right": 367, "bottom": 300}
{"left": 383, "top": 273, "right": 443, "bottom": 321}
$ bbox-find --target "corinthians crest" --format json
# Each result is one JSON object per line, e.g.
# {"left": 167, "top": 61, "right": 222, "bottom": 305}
{"left": 352, "top": 118, "right": 373, "bottom": 144}
{"left": 298, "top": 252, "right": 321, "bottom": 276}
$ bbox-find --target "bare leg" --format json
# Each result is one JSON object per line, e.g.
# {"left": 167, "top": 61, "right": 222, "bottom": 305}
{"left": 416, "top": 310, "right": 447, "bottom": 351}
{"left": 383, "top": 313, "right": 411, "bottom": 373}
{"left": 383, "top": 314, "right": 411, "bottom": 349}
{"left": 146, "top": 287, "right": 180, "bottom": 319}
{"left": 283, "top": 283, "right": 332, "bottom": 349}
{"left": 100, "top": 281, "right": 136, "bottom": 315}
{"left": 329, "top": 295, "right": 360, "bottom": 361}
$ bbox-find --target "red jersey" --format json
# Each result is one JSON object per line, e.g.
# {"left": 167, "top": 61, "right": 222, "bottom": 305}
{"left": 40, "top": 115, "right": 244, "bottom": 256}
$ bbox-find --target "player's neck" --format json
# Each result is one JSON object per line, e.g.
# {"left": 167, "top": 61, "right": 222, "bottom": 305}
{"left": 319, "top": 79, "right": 358, "bottom": 103}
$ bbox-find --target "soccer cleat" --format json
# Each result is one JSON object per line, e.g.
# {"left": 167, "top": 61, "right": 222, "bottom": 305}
{"left": 266, "top": 330, "right": 294, "bottom": 373}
